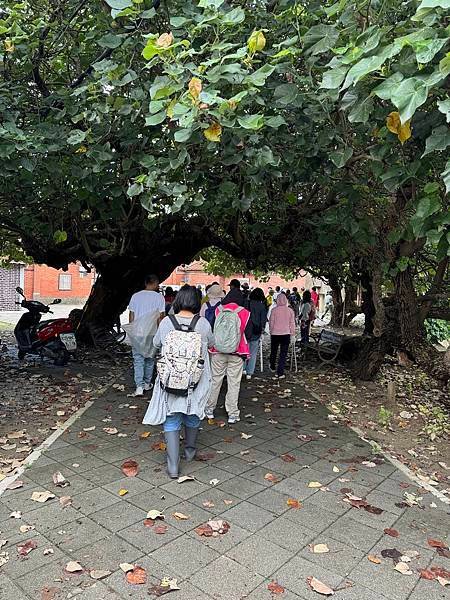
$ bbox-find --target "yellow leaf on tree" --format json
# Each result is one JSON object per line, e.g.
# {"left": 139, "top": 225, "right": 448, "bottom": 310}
{"left": 4, "top": 39, "right": 15, "bottom": 53}
{"left": 188, "top": 78, "right": 202, "bottom": 101}
{"left": 248, "top": 30, "right": 266, "bottom": 54}
{"left": 203, "top": 122, "right": 222, "bottom": 142}
{"left": 166, "top": 98, "right": 177, "bottom": 119}
{"left": 75, "top": 145, "right": 87, "bottom": 154}
{"left": 156, "top": 32, "right": 173, "bottom": 48}
{"left": 386, "top": 111, "right": 412, "bottom": 145}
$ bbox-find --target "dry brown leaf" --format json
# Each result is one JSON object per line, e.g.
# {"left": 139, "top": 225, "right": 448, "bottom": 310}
{"left": 394, "top": 562, "right": 413, "bottom": 575}
{"left": 65, "top": 561, "right": 83, "bottom": 573}
{"left": 310, "top": 544, "right": 330, "bottom": 554}
{"left": 121, "top": 459, "right": 139, "bottom": 477}
{"left": 19, "top": 525, "right": 34, "bottom": 533}
{"left": 140, "top": 431, "right": 151, "bottom": 439}
{"left": 154, "top": 524, "right": 168, "bottom": 535}
{"left": 264, "top": 473, "right": 280, "bottom": 483}
{"left": 120, "top": 563, "right": 134, "bottom": 573}
{"left": 287, "top": 498, "right": 301, "bottom": 509}
{"left": 31, "top": 491, "right": 55, "bottom": 503}
{"left": 428, "top": 538, "right": 448, "bottom": 549}
{"left": 17, "top": 539, "right": 37, "bottom": 556}
{"left": 52, "top": 472, "right": 69, "bottom": 487}
{"left": 103, "top": 427, "right": 118, "bottom": 435}
{"left": 384, "top": 528, "right": 400, "bottom": 538}
{"left": 368, "top": 555, "right": 381, "bottom": 564}
{"left": 306, "top": 576, "right": 334, "bottom": 596}
{"left": 147, "top": 510, "right": 164, "bottom": 520}
{"left": 267, "top": 581, "right": 285, "bottom": 594}
{"left": 156, "top": 32, "right": 173, "bottom": 48}
{"left": 59, "top": 495, "right": 72, "bottom": 508}
{"left": 308, "top": 481, "right": 323, "bottom": 488}
{"left": 151, "top": 441, "right": 166, "bottom": 451}
{"left": 177, "top": 475, "right": 194, "bottom": 484}
{"left": 223, "top": 499, "right": 233, "bottom": 506}
{"left": 281, "top": 453, "right": 296, "bottom": 463}
{"left": 6, "top": 480, "right": 23, "bottom": 490}
{"left": 126, "top": 565, "right": 147, "bottom": 584}
{"left": 172, "top": 512, "right": 189, "bottom": 521}
{"left": 202, "top": 500, "right": 215, "bottom": 508}
{"left": 90, "top": 569, "right": 111, "bottom": 580}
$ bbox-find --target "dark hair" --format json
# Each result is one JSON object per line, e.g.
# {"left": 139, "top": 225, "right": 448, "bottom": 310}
{"left": 165, "top": 286, "right": 174, "bottom": 296}
{"left": 312, "top": 286, "right": 317, "bottom": 291}
{"left": 293, "top": 287, "right": 298, "bottom": 292}
{"left": 145, "top": 274, "right": 159, "bottom": 286}
{"left": 303, "top": 290, "right": 312, "bottom": 303}
{"left": 172, "top": 284, "right": 201, "bottom": 315}
{"left": 275, "top": 286, "right": 281, "bottom": 292}
{"left": 249, "top": 287, "right": 266, "bottom": 302}
{"left": 229, "top": 278, "right": 241, "bottom": 289}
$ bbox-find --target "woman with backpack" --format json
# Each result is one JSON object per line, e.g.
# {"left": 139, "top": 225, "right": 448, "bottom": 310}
{"left": 200, "top": 282, "right": 223, "bottom": 326}
{"left": 142, "top": 285, "right": 214, "bottom": 479}
{"left": 269, "top": 292, "right": 296, "bottom": 379}
{"left": 244, "top": 288, "right": 268, "bottom": 380}
{"left": 299, "top": 289, "right": 315, "bottom": 344}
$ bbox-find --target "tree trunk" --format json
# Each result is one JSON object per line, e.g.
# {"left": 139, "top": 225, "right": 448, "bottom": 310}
{"left": 394, "top": 267, "right": 423, "bottom": 352}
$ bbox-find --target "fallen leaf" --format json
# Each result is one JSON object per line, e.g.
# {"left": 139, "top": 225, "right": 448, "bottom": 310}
{"left": 52, "top": 472, "right": 69, "bottom": 487}
{"left": 437, "top": 548, "right": 450, "bottom": 558}
{"left": 381, "top": 548, "right": 403, "bottom": 561}
{"left": 368, "top": 555, "right": 381, "bottom": 564}
{"left": 0, "top": 552, "right": 9, "bottom": 567}
{"left": 195, "top": 520, "right": 230, "bottom": 537}
{"left": 6, "top": 480, "right": 23, "bottom": 490}
{"left": 19, "top": 525, "right": 34, "bottom": 533}
{"left": 10, "top": 511, "right": 22, "bottom": 519}
{"left": 437, "top": 576, "right": 450, "bottom": 587}
{"left": 8, "top": 430, "right": 26, "bottom": 439}
{"left": 306, "top": 576, "right": 334, "bottom": 595}
{"left": 17, "top": 539, "right": 37, "bottom": 556}
{"left": 394, "top": 562, "right": 413, "bottom": 575}
{"left": 241, "top": 433, "right": 253, "bottom": 440}
{"left": 264, "top": 473, "right": 280, "bottom": 483}
{"left": 310, "top": 544, "right": 330, "bottom": 554}
{"left": 209, "top": 478, "right": 220, "bottom": 486}
{"left": 126, "top": 565, "right": 147, "bottom": 584}
{"left": 31, "top": 491, "right": 55, "bottom": 503}
{"left": 384, "top": 528, "right": 400, "bottom": 538}
{"left": 172, "top": 512, "right": 189, "bottom": 521}
{"left": 223, "top": 499, "right": 233, "bottom": 505}
{"left": 308, "top": 481, "right": 322, "bottom": 488}
{"left": 267, "top": 581, "right": 285, "bottom": 594}
{"left": 65, "top": 561, "right": 83, "bottom": 573}
{"left": 103, "top": 427, "right": 118, "bottom": 435}
{"left": 0, "top": 540, "right": 7, "bottom": 549}
{"left": 428, "top": 538, "right": 448, "bottom": 549}
{"left": 154, "top": 524, "right": 168, "bottom": 534}
{"left": 56, "top": 410, "right": 65, "bottom": 417}
{"left": 399, "top": 411, "right": 412, "bottom": 419}
{"left": 140, "top": 431, "right": 151, "bottom": 439}
{"left": 202, "top": 501, "right": 215, "bottom": 508}
{"left": 281, "top": 453, "right": 296, "bottom": 463}
{"left": 177, "top": 476, "right": 194, "bottom": 484}
{"left": 90, "top": 569, "right": 111, "bottom": 580}
{"left": 120, "top": 563, "right": 134, "bottom": 573}
{"left": 156, "top": 32, "right": 173, "bottom": 48}
{"left": 332, "top": 466, "right": 340, "bottom": 473}
{"left": 287, "top": 498, "right": 301, "bottom": 509}
{"left": 40, "top": 586, "right": 60, "bottom": 600}
{"left": 121, "top": 460, "right": 139, "bottom": 477}
{"left": 43, "top": 548, "right": 54, "bottom": 555}
{"left": 83, "top": 426, "right": 96, "bottom": 432}
{"left": 59, "top": 495, "right": 72, "bottom": 508}
{"left": 118, "top": 489, "right": 128, "bottom": 497}
{"left": 149, "top": 577, "right": 180, "bottom": 596}
{"left": 147, "top": 510, "right": 165, "bottom": 520}
{"left": 144, "top": 519, "right": 155, "bottom": 527}
{"left": 151, "top": 441, "right": 166, "bottom": 451}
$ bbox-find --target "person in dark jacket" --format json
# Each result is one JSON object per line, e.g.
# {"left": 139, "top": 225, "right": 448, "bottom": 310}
{"left": 244, "top": 288, "right": 268, "bottom": 380}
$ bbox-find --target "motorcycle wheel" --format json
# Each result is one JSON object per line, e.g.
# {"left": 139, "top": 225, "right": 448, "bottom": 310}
{"left": 54, "top": 348, "right": 70, "bottom": 366}
{"left": 18, "top": 350, "right": 26, "bottom": 360}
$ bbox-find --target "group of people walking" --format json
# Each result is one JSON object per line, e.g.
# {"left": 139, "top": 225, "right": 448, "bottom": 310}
{"left": 125, "top": 275, "right": 321, "bottom": 479}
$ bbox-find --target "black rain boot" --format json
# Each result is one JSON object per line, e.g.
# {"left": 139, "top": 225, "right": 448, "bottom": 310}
{"left": 164, "top": 430, "right": 180, "bottom": 478}
{"left": 184, "top": 426, "right": 199, "bottom": 462}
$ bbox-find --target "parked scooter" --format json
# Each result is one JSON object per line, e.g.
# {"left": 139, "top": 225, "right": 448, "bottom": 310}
{"left": 13, "top": 287, "right": 77, "bottom": 365}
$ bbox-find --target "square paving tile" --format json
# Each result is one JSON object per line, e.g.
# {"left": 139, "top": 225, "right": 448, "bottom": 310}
{"left": 117, "top": 519, "right": 182, "bottom": 553}
{"left": 297, "top": 534, "right": 365, "bottom": 576}
{"left": 125, "top": 488, "right": 181, "bottom": 512}
{"left": 214, "top": 455, "right": 255, "bottom": 475}
{"left": 189, "top": 488, "right": 242, "bottom": 514}
{"left": 101, "top": 476, "right": 154, "bottom": 497}
{"left": 0, "top": 532, "right": 65, "bottom": 578}
{"left": 0, "top": 574, "right": 30, "bottom": 600}
{"left": 25, "top": 503, "right": 81, "bottom": 533}
{"left": 72, "top": 487, "right": 119, "bottom": 516}
{"left": 273, "top": 555, "right": 344, "bottom": 599}
{"left": 192, "top": 465, "right": 237, "bottom": 485}
{"left": 160, "top": 477, "right": 210, "bottom": 500}
{"left": 247, "top": 488, "right": 293, "bottom": 516}
{"left": 226, "top": 533, "right": 294, "bottom": 577}
{"left": 217, "top": 475, "right": 266, "bottom": 500}
{"left": 246, "top": 581, "right": 305, "bottom": 600}
{"left": 187, "top": 521, "right": 252, "bottom": 553}
{"left": 151, "top": 533, "right": 220, "bottom": 578}
{"left": 45, "top": 516, "right": 109, "bottom": 553}
{"left": 76, "top": 534, "right": 143, "bottom": 570}
{"left": 271, "top": 477, "right": 318, "bottom": 500}
{"left": 90, "top": 501, "right": 147, "bottom": 533}
{"left": 189, "top": 555, "right": 264, "bottom": 600}
{"left": 220, "top": 501, "right": 275, "bottom": 533}
{"left": 258, "top": 516, "right": 316, "bottom": 552}
{"left": 321, "top": 514, "right": 383, "bottom": 552}
{"left": 82, "top": 464, "right": 128, "bottom": 485}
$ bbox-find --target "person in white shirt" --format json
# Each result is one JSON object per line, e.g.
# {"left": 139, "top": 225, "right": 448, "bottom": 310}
{"left": 128, "top": 274, "right": 165, "bottom": 396}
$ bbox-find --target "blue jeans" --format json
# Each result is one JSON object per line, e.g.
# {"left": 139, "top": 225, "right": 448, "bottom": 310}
{"left": 164, "top": 413, "right": 201, "bottom": 432}
{"left": 246, "top": 338, "right": 260, "bottom": 375}
{"left": 132, "top": 350, "right": 154, "bottom": 388}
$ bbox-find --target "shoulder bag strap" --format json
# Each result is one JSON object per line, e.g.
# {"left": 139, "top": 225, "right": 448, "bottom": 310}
{"left": 168, "top": 314, "right": 181, "bottom": 331}
{"left": 189, "top": 314, "right": 201, "bottom": 331}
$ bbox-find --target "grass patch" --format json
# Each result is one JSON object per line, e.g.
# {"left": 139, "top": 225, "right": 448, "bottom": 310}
{"left": 0, "top": 321, "right": 13, "bottom": 331}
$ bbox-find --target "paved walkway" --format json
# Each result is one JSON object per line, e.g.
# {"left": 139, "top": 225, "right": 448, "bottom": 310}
{"left": 0, "top": 376, "right": 449, "bottom": 600}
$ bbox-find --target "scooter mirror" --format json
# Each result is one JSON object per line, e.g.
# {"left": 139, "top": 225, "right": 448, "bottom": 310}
{"left": 51, "top": 299, "right": 62, "bottom": 304}
{"left": 16, "top": 286, "right": 24, "bottom": 296}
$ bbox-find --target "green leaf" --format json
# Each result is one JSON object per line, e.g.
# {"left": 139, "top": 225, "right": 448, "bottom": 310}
{"left": 422, "top": 125, "right": 450, "bottom": 156}
{"left": 437, "top": 98, "right": 450, "bottom": 122}
{"left": 222, "top": 7, "right": 245, "bottom": 25}
{"left": 237, "top": 114, "right": 264, "bottom": 129}
{"left": 142, "top": 38, "right": 163, "bottom": 60}
{"left": 273, "top": 84, "right": 298, "bottom": 105}
{"left": 303, "top": 25, "right": 339, "bottom": 56}
{"left": 53, "top": 230, "right": 68, "bottom": 244}
{"left": 198, "top": 0, "right": 224, "bottom": 8}
{"left": 330, "top": 147, "right": 353, "bottom": 168}
{"left": 105, "top": 0, "right": 132, "bottom": 9}
{"left": 440, "top": 52, "right": 450, "bottom": 75}
{"left": 266, "top": 115, "right": 286, "bottom": 128}
{"left": 97, "top": 34, "right": 123, "bottom": 49}
{"left": 245, "top": 64, "right": 275, "bottom": 87}
{"left": 348, "top": 97, "right": 373, "bottom": 123}
{"left": 127, "top": 182, "right": 144, "bottom": 197}
{"left": 320, "top": 66, "right": 348, "bottom": 89}
{"left": 174, "top": 128, "right": 193, "bottom": 142}
{"left": 390, "top": 77, "right": 429, "bottom": 123}
{"left": 342, "top": 44, "right": 400, "bottom": 88}
{"left": 415, "top": 194, "right": 441, "bottom": 220}
{"left": 417, "top": 0, "right": 450, "bottom": 9}
{"left": 67, "top": 129, "right": 87, "bottom": 145}
{"left": 170, "top": 16, "right": 189, "bottom": 27}
{"left": 443, "top": 159, "right": 450, "bottom": 193}
{"left": 145, "top": 111, "right": 166, "bottom": 126}
{"left": 373, "top": 72, "right": 404, "bottom": 100}
{"left": 413, "top": 38, "right": 447, "bottom": 63}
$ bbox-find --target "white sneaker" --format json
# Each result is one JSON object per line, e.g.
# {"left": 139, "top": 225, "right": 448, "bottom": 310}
{"left": 228, "top": 416, "right": 240, "bottom": 424}
{"left": 278, "top": 374, "right": 286, "bottom": 380}
{"left": 143, "top": 383, "right": 153, "bottom": 391}
{"left": 133, "top": 386, "right": 144, "bottom": 397}
{"left": 205, "top": 412, "right": 214, "bottom": 420}
{"left": 246, "top": 375, "right": 252, "bottom": 380}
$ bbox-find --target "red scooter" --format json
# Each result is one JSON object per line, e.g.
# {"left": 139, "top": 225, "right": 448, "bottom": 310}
{"left": 13, "top": 287, "right": 77, "bottom": 365}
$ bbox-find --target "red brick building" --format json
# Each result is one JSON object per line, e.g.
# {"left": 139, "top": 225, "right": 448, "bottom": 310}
{"left": 24, "top": 262, "right": 95, "bottom": 302}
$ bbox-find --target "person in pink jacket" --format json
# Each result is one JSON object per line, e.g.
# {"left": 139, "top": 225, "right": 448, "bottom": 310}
{"left": 269, "top": 292, "right": 296, "bottom": 379}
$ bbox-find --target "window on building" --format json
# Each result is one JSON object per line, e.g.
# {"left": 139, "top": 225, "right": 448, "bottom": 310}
{"left": 79, "top": 265, "right": 89, "bottom": 278}
{"left": 58, "top": 274, "right": 72, "bottom": 290}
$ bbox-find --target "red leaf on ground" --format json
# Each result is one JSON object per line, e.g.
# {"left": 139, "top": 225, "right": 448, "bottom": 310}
{"left": 437, "top": 548, "right": 450, "bottom": 558}
{"left": 287, "top": 498, "right": 301, "bottom": 509}
{"left": 267, "top": 581, "right": 285, "bottom": 594}
{"left": 281, "top": 453, "right": 296, "bottom": 463}
{"left": 428, "top": 539, "right": 449, "bottom": 549}
{"left": 420, "top": 569, "right": 437, "bottom": 580}
{"left": 18, "top": 539, "right": 37, "bottom": 556}
{"left": 195, "top": 524, "right": 214, "bottom": 537}
{"left": 41, "top": 587, "right": 60, "bottom": 600}
{"left": 121, "top": 459, "right": 139, "bottom": 477}
{"left": 340, "top": 488, "right": 353, "bottom": 494}
{"left": 431, "top": 567, "right": 450, "bottom": 579}
{"left": 126, "top": 566, "right": 147, "bottom": 584}
{"left": 144, "top": 519, "right": 155, "bottom": 527}
{"left": 196, "top": 452, "right": 215, "bottom": 461}
{"left": 384, "top": 528, "right": 399, "bottom": 538}
{"left": 364, "top": 505, "right": 383, "bottom": 515}
{"left": 154, "top": 525, "right": 168, "bottom": 534}
{"left": 151, "top": 441, "right": 166, "bottom": 451}
{"left": 264, "top": 473, "right": 280, "bottom": 483}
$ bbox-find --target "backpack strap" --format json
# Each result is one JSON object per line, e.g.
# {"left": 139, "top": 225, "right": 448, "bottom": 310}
{"left": 188, "top": 314, "right": 201, "bottom": 332}
{"left": 235, "top": 306, "right": 244, "bottom": 313}
{"left": 168, "top": 314, "right": 181, "bottom": 331}
{"left": 206, "top": 302, "right": 212, "bottom": 309}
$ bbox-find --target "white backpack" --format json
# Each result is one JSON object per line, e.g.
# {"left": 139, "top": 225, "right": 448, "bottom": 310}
{"left": 214, "top": 305, "right": 243, "bottom": 353}
{"left": 157, "top": 315, "right": 204, "bottom": 397}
